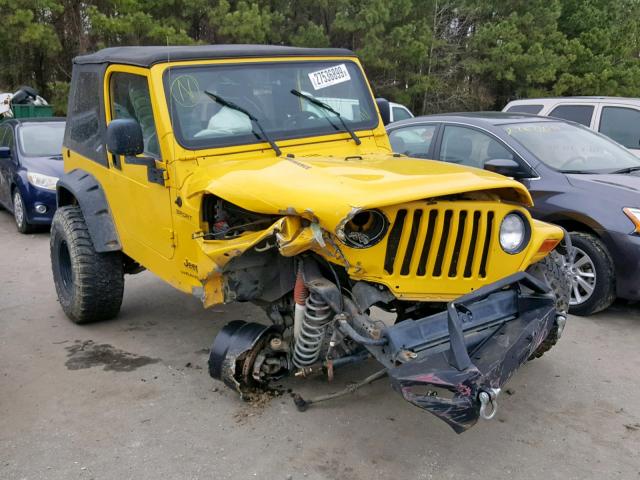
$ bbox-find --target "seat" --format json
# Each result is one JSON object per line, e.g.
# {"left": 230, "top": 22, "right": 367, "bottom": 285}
{"left": 129, "top": 86, "right": 159, "bottom": 156}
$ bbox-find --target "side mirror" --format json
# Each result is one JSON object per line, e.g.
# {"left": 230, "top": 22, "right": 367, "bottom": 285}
{"left": 376, "top": 98, "right": 391, "bottom": 126}
{"left": 484, "top": 158, "right": 530, "bottom": 179}
{"left": 0, "top": 147, "right": 10, "bottom": 159}
{"left": 106, "top": 118, "right": 144, "bottom": 156}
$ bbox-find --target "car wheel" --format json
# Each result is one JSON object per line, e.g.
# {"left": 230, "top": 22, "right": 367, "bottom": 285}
{"left": 13, "top": 189, "right": 35, "bottom": 234}
{"left": 567, "top": 232, "right": 616, "bottom": 316}
{"left": 50, "top": 205, "right": 125, "bottom": 324}
{"left": 526, "top": 250, "right": 571, "bottom": 359}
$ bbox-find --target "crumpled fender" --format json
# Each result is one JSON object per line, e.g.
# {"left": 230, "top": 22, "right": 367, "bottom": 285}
{"left": 196, "top": 216, "right": 344, "bottom": 307}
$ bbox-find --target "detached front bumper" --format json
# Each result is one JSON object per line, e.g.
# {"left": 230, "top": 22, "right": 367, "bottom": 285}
{"left": 375, "top": 272, "right": 562, "bottom": 433}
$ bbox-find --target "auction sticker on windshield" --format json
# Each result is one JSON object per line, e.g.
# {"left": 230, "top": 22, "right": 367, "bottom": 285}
{"left": 308, "top": 64, "right": 351, "bottom": 90}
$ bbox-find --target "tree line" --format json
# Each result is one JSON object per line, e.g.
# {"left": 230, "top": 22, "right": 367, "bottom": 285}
{"left": 1, "top": 0, "right": 639, "bottom": 115}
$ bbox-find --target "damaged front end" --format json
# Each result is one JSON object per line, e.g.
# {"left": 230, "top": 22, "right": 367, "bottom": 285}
{"left": 207, "top": 252, "right": 566, "bottom": 433}
{"left": 195, "top": 192, "right": 568, "bottom": 433}
{"left": 381, "top": 272, "right": 562, "bottom": 433}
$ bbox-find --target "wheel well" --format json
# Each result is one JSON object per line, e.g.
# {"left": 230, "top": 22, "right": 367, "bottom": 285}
{"left": 550, "top": 219, "right": 599, "bottom": 237}
{"left": 57, "top": 186, "right": 78, "bottom": 207}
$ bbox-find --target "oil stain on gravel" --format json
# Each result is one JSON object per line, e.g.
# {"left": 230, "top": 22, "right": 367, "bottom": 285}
{"left": 65, "top": 340, "right": 160, "bottom": 372}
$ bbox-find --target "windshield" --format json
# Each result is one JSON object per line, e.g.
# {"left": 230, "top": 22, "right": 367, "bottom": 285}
{"left": 164, "top": 60, "right": 377, "bottom": 150}
{"left": 502, "top": 121, "right": 640, "bottom": 173}
{"left": 18, "top": 122, "right": 65, "bottom": 157}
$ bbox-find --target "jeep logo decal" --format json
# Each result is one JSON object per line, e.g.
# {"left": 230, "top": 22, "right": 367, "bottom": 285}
{"left": 183, "top": 259, "right": 198, "bottom": 272}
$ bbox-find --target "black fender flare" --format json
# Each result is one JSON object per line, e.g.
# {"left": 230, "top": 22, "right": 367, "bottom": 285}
{"left": 56, "top": 169, "right": 121, "bottom": 252}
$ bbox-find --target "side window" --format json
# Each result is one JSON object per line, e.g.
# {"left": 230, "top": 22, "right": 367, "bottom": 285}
{"left": 505, "top": 104, "right": 543, "bottom": 114}
{"left": 392, "top": 106, "right": 412, "bottom": 121}
{"left": 440, "top": 126, "right": 513, "bottom": 169}
{"left": 110, "top": 73, "right": 160, "bottom": 158}
{"left": 549, "top": 105, "right": 594, "bottom": 126}
{"left": 599, "top": 106, "right": 640, "bottom": 149}
{"left": 65, "top": 68, "right": 106, "bottom": 164}
{"left": 388, "top": 125, "right": 437, "bottom": 158}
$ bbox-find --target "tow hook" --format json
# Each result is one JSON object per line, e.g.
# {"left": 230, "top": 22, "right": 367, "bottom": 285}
{"left": 478, "top": 388, "right": 501, "bottom": 420}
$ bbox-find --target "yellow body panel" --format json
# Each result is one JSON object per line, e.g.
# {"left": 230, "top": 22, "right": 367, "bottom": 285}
{"left": 64, "top": 55, "right": 563, "bottom": 306}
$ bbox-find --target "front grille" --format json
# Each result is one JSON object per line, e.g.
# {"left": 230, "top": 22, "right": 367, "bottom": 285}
{"left": 384, "top": 206, "right": 495, "bottom": 279}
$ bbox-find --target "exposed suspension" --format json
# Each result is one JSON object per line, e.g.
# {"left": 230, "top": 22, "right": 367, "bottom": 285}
{"left": 292, "top": 291, "right": 333, "bottom": 368}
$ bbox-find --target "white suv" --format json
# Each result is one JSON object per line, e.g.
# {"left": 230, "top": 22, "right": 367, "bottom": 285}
{"left": 503, "top": 97, "right": 640, "bottom": 156}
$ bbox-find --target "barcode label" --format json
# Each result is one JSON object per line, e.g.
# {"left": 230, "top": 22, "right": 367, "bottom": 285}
{"left": 308, "top": 64, "right": 351, "bottom": 90}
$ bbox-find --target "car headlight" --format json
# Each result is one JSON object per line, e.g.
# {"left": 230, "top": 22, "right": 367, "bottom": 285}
{"left": 27, "top": 172, "right": 58, "bottom": 191}
{"left": 499, "top": 212, "right": 530, "bottom": 254}
{"left": 623, "top": 207, "right": 640, "bottom": 234}
{"left": 337, "top": 209, "right": 389, "bottom": 248}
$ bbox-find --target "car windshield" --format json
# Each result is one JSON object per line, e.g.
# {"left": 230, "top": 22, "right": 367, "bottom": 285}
{"left": 502, "top": 121, "right": 640, "bottom": 173}
{"left": 18, "top": 122, "right": 65, "bottom": 157}
{"left": 163, "top": 60, "right": 377, "bottom": 150}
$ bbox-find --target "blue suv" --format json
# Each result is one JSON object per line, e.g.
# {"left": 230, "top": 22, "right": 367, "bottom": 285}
{"left": 0, "top": 118, "right": 65, "bottom": 233}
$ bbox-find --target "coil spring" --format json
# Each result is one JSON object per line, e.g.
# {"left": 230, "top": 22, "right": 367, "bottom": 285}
{"left": 292, "top": 291, "right": 332, "bottom": 368}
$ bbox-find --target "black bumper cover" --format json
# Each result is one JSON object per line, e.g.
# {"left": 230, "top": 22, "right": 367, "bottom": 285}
{"left": 380, "top": 272, "right": 559, "bottom": 433}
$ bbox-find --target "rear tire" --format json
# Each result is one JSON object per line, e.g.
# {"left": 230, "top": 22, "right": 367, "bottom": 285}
{"left": 50, "top": 205, "right": 124, "bottom": 324}
{"left": 567, "top": 232, "right": 615, "bottom": 316}
{"left": 526, "top": 250, "right": 570, "bottom": 359}
{"left": 13, "top": 189, "right": 35, "bottom": 234}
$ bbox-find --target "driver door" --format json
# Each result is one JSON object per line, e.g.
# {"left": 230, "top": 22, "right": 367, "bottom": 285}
{"left": 105, "top": 68, "right": 175, "bottom": 260}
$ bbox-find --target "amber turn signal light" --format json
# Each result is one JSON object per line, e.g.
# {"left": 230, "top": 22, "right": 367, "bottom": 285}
{"left": 623, "top": 207, "right": 640, "bottom": 234}
{"left": 536, "top": 238, "right": 560, "bottom": 255}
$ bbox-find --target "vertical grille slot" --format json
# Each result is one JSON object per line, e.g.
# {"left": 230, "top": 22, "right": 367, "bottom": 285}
{"left": 384, "top": 209, "right": 407, "bottom": 274}
{"left": 416, "top": 210, "right": 438, "bottom": 276}
{"left": 479, "top": 211, "right": 494, "bottom": 278}
{"left": 432, "top": 210, "right": 453, "bottom": 277}
{"left": 448, "top": 210, "right": 467, "bottom": 277}
{"left": 401, "top": 210, "right": 423, "bottom": 275}
{"left": 464, "top": 211, "right": 481, "bottom": 278}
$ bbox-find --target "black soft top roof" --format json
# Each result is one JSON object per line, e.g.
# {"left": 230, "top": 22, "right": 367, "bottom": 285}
{"left": 74, "top": 44, "right": 357, "bottom": 68}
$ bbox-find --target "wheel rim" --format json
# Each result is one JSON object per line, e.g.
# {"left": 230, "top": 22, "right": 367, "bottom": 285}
{"left": 568, "top": 246, "right": 597, "bottom": 306}
{"left": 58, "top": 240, "right": 74, "bottom": 292}
{"left": 13, "top": 191, "right": 24, "bottom": 228}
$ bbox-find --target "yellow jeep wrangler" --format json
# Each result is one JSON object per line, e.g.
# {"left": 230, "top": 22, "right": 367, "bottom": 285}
{"left": 51, "top": 45, "right": 569, "bottom": 432}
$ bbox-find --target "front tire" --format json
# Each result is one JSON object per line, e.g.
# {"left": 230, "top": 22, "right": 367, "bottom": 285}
{"left": 50, "top": 205, "right": 124, "bottom": 324}
{"left": 567, "top": 232, "right": 616, "bottom": 316}
{"left": 526, "top": 250, "right": 570, "bottom": 359}
{"left": 13, "top": 189, "right": 35, "bottom": 234}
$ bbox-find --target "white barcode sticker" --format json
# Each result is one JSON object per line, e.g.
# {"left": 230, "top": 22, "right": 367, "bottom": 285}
{"left": 308, "top": 64, "right": 351, "bottom": 90}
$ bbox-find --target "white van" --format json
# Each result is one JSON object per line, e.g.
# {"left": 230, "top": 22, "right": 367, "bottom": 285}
{"left": 503, "top": 97, "right": 640, "bottom": 156}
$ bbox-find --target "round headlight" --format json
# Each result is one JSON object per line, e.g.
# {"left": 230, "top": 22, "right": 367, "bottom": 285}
{"left": 499, "top": 212, "right": 529, "bottom": 254}
{"left": 340, "top": 209, "right": 389, "bottom": 248}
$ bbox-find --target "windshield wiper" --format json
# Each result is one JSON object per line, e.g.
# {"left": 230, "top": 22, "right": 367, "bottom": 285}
{"left": 609, "top": 166, "right": 640, "bottom": 174}
{"left": 291, "top": 89, "right": 361, "bottom": 145}
{"left": 203, "top": 90, "right": 281, "bottom": 156}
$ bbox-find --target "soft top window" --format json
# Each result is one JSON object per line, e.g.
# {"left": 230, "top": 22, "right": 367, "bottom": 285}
{"left": 64, "top": 65, "right": 107, "bottom": 165}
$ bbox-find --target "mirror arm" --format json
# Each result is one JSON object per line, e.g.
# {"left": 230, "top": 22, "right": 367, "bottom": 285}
{"left": 124, "top": 155, "right": 166, "bottom": 186}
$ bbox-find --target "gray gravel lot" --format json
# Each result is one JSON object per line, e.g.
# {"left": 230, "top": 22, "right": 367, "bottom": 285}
{"left": 0, "top": 210, "right": 639, "bottom": 480}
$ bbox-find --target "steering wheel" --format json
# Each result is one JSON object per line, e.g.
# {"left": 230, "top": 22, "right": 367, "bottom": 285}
{"left": 562, "top": 156, "right": 588, "bottom": 170}
{"left": 283, "top": 111, "right": 321, "bottom": 129}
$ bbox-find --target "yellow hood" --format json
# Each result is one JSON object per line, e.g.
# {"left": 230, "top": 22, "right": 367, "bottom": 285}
{"left": 188, "top": 153, "right": 532, "bottom": 226}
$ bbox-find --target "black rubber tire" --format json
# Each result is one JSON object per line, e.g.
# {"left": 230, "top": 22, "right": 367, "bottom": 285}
{"left": 50, "top": 205, "right": 124, "bottom": 324}
{"left": 568, "top": 232, "right": 616, "bottom": 316}
{"left": 526, "top": 250, "right": 571, "bottom": 359}
{"left": 13, "top": 189, "right": 35, "bottom": 234}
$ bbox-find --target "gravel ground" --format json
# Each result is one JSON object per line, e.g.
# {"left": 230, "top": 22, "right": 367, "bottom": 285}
{"left": 0, "top": 210, "right": 639, "bottom": 480}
